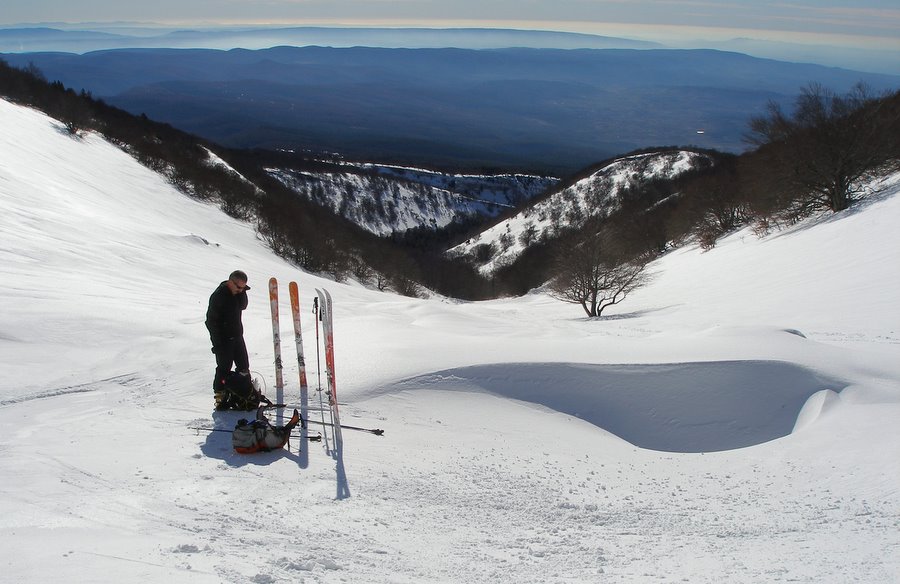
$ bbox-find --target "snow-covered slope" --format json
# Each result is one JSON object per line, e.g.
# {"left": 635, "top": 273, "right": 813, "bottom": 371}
{"left": 1, "top": 98, "right": 899, "bottom": 583}
{"left": 451, "top": 150, "right": 709, "bottom": 272}
{"left": 267, "top": 167, "right": 482, "bottom": 235}
{"left": 267, "top": 164, "right": 556, "bottom": 237}
{"left": 349, "top": 162, "right": 557, "bottom": 209}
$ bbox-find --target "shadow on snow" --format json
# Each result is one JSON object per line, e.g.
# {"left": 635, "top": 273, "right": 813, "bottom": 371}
{"left": 394, "top": 360, "right": 847, "bottom": 453}
{"left": 198, "top": 410, "right": 304, "bottom": 467}
{"left": 197, "top": 407, "right": 351, "bottom": 500}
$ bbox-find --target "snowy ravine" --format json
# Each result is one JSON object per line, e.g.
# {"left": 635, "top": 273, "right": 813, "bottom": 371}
{"left": 450, "top": 150, "right": 710, "bottom": 273}
{"left": 265, "top": 164, "right": 555, "bottom": 237}
{"left": 1, "top": 97, "right": 899, "bottom": 583}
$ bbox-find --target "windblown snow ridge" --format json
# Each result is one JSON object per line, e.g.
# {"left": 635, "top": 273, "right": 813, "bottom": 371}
{"left": 394, "top": 361, "right": 847, "bottom": 453}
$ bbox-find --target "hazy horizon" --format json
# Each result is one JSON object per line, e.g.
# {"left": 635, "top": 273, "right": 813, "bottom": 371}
{"left": 2, "top": 19, "right": 900, "bottom": 76}
{"left": 4, "top": 0, "right": 899, "bottom": 50}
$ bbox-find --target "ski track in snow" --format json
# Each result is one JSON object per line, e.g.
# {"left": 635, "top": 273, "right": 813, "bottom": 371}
{"left": 0, "top": 373, "right": 142, "bottom": 406}
{"left": 1, "top": 98, "right": 899, "bottom": 583}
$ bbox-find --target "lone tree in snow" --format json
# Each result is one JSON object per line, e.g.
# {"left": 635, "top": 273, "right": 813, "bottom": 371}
{"left": 549, "top": 234, "right": 651, "bottom": 317}
{"left": 746, "top": 83, "right": 900, "bottom": 214}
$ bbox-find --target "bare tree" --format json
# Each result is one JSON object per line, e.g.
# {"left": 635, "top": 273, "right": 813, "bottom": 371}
{"left": 390, "top": 273, "right": 422, "bottom": 298}
{"left": 375, "top": 272, "right": 390, "bottom": 292}
{"left": 549, "top": 235, "right": 651, "bottom": 317}
{"left": 747, "top": 83, "right": 899, "bottom": 213}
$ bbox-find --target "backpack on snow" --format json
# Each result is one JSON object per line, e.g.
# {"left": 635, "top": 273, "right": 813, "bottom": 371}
{"left": 232, "top": 407, "right": 302, "bottom": 454}
{"left": 218, "top": 371, "right": 266, "bottom": 411}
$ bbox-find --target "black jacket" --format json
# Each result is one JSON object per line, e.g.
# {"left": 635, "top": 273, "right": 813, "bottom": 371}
{"left": 205, "top": 281, "right": 248, "bottom": 347}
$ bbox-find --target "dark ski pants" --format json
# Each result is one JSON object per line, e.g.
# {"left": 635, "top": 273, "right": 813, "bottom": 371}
{"left": 213, "top": 337, "right": 250, "bottom": 391}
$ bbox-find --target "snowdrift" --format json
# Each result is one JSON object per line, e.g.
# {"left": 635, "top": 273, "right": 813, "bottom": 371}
{"left": 395, "top": 360, "right": 847, "bottom": 452}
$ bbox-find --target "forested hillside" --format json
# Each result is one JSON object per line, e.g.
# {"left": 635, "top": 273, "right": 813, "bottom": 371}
{"left": 2, "top": 57, "right": 898, "bottom": 302}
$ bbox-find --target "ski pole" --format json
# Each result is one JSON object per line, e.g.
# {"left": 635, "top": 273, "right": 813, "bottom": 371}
{"left": 260, "top": 406, "right": 384, "bottom": 436}
{"left": 263, "top": 402, "right": 345, "bottom": 410}
{"left": 313, "top": 296, "right": 323, "bottom": 396}
{"left": 189, "top": 426, "right": 323, "bottom": 441}
{"left": 304, "top": 418, "right": 384, "bottom": 436}
{"left": 312, "top": 296, "right": 333, "bottom": 448}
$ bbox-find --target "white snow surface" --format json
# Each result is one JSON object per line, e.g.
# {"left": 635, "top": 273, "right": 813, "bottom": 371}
{"left": 1, "top": 98, "right": 899, "bottom": 583}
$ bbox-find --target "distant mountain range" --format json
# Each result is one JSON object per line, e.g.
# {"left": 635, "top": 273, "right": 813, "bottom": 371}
{"left": 0, "top": 26, "right": 662, "bottom": 53}
{"left": 4, "top": 45, "right": 897, "bottom": 175}
{"left": 2, "top": 25, "right": 898, "bottom": 76}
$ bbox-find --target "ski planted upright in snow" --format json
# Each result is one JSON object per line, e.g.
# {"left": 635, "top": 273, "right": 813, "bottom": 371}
{"left": 316, "top": 288, "right": 343, "bottom": 443}
{"left": 288, "top": 281, "right": 308, "bottom": 394}
{"left": 269, "top": 277, "right": 284, "bottom": 398}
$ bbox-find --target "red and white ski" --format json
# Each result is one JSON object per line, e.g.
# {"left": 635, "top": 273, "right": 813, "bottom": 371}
{"left": 269, "top": 277, "right": 284, "bottom": 406}
{"left": 316, "top": 288, "right": 342, "bottom": 444}
{"left": 288, "top": 281, "right": 308, "bottom": 395}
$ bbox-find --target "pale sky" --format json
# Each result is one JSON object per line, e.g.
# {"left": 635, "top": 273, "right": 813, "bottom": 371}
{"left": 3, "top": 0, "right": 900, "bottom": 50}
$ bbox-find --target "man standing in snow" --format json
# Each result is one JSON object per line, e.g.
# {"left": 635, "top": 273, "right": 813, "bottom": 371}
{"left": 206, "top": 270, "right": 251, "bottom": 408}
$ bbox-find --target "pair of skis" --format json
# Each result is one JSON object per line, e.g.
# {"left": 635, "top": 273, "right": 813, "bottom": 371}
{"left": 268, "top": 278, "right": 307, "bottom": 414}
{"left": 313, "top": 288, "right": 343, "bottom": 444}
{"left": 311, "top": 288, "right": 382, "bottom": 437}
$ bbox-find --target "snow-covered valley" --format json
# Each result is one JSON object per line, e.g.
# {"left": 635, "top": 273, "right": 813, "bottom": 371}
{"left": 1, "top": 98, "right": 898, "bottom": 583}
